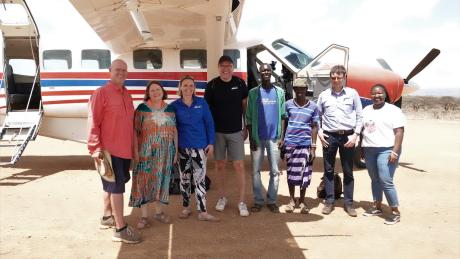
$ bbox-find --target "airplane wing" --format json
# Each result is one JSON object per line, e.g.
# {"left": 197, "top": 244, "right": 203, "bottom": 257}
{"left": 68, "top": 0, "right": 245, "bottom": 54}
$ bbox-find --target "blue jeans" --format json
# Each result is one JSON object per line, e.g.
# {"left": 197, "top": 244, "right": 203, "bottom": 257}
{"left": 322, "top": 133, "right": 354, "bottom": 205}
{"left": 363, "top": 147, "right": 400, "bottom": 207}
{"left": 251, "top": 139, "right": 280, "bottom": 205}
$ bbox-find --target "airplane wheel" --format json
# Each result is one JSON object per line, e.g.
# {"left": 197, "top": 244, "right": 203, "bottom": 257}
{"left": 354, "top": 146, "right": 366, "bottom": 168}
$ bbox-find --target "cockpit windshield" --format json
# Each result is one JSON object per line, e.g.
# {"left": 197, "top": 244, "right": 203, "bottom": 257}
{"left": 272, "top": 40, "right": 313, "bottom": 70}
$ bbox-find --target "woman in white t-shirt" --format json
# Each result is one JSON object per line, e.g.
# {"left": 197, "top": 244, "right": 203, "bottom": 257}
{"left": 361, "top": 85, "right": 405, "bottom": 225}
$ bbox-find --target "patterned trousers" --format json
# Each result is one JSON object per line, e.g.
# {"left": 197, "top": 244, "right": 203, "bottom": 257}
{"left": 178, "top": 148, "right": 208, "bottom": 212}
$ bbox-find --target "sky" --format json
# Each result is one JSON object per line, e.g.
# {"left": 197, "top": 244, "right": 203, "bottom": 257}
{"left": 238, "top": 0, "right": 460, "bottom": 92}
{"left": 2, "top": 0, "right": 460, "bottom": 93}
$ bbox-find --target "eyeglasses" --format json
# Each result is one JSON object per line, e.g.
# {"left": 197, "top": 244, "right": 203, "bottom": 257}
{"left": 330, "top": 77, "right": 344, "bottom": 81}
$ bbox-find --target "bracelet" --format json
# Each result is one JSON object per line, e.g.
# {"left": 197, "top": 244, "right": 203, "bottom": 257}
{"left": 391, "top": 151, "right": 399, "bottom": 157}
{"left": 311, "top": 143, "right": 317, "bottom": 147}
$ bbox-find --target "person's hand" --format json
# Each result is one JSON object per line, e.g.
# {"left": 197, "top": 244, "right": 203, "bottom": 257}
{"left": 388, "top": 152, "right": 398, "bottom": 164}
{"left": 173, "top": 153, "right": 178, "bottom": 164}
{"left": 242, "top": 126, "right": 249, "bottom": 140}
{"left": 249, "top": 139, "right": 257, "bottom": 151}
{"left": 278, "top": 139, "right": 284, "bottom": 149}
{"left": 309, "top": 148, "right": 316, "bottom": 163}
{"left": 205, "top": 145, "right": 214, "bottom": 157}
{"left": 133, "top": 152, "right": 139, "bottom": 163}
{"left": 92, "top": 151, "right": 103, "bottom": 165}
{"left": 344, "top": 134, "right": 358, "bottom": 148}
{"left": 318, "top": 130, "right": 329, "bottom": 148}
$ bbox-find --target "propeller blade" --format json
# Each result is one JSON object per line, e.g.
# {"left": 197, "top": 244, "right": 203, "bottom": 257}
{"left": 376, "top": 58, "right": 393, "bottom": 71}
{"left": 404, "top": 48, "right": 440, "bottom": 83}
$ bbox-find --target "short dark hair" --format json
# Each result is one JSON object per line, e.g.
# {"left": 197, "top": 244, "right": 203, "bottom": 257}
{"left": 144, "top": 81, "right": 167, "bottom": 101}
{"left": 330, "top": 65, "right": 347, "bottom": 77}
{"left": 218, "top": 55, "right": 234, "bottom": 65}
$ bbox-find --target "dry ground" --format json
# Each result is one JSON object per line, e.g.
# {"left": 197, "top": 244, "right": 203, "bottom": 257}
{"left": 1, "top": 117, "right": 459, "bottom": 259}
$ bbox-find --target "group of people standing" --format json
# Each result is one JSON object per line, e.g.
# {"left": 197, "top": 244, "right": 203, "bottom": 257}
{"left": 87, "top": 57, "right": 405, "bottom": 244}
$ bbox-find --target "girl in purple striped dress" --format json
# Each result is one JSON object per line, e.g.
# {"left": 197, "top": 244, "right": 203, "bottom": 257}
{"left": 280, "top": 78, "right": 319, "bottom": 214}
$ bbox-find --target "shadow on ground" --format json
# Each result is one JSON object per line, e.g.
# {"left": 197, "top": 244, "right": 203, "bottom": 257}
{"left": 116, "top": 155, "right": 370, "bottom": 258}
{"left": 0, "top": 155, "right": 93, "bottom": 186}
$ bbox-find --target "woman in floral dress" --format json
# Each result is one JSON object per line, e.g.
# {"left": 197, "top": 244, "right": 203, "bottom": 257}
{"left": 129, "top": 81, "right": 178, "bottom": 229}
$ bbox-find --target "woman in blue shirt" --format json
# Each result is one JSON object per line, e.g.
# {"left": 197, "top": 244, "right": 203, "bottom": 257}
{"left": 170, "top": 75, "right": 219, "bottom": 222}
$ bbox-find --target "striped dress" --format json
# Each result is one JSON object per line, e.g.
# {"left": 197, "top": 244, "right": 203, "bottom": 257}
{"left": 129, "top": 102, "right": 176, "bottom": 207}
{"left": 283, "top": 99, "right": 320, "bottom": 188}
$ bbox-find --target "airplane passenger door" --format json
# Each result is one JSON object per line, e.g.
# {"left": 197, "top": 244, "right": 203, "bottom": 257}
{"left": 0, "top": 0, "right": 42, "bottom": 165}
{"left": 298, "top": 44, "right": 349, "bottom": 99}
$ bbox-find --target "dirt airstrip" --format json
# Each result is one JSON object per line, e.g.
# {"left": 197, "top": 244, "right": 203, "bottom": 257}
{"left": 1, "top": 118, "right": 459, "bottom": 259}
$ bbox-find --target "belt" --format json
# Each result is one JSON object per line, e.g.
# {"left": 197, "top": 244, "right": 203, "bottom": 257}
{"left": 324, "top": 130, "right": 354, "bottom": 135}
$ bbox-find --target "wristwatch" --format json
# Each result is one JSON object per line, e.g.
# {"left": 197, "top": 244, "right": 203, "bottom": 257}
{"left": 355, "top": 132, "right": 360, "bottom": 136}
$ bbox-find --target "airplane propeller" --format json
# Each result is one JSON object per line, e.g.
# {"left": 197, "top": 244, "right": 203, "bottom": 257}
{"left": 404, "top": 48, "right": 440, "bottom": 84}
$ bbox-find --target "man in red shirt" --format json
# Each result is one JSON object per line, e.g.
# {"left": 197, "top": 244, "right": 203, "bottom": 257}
{"left": 88, "top": 59, "right": 141, "bottom": 244}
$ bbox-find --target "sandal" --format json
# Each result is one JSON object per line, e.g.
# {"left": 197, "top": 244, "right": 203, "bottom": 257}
{"left": 285, "top": 201, "right": 295, "bottom": 213}
{"left": 299, "top": 202, "right": 309, "bottom": 214}
{"left": 137, "top": 217, "right": 150, "bottom": 229}
{"left": 198, "top": 212, "right": 220, "bottom": 222}
{"left": 153, "top": 212, "right": 171, "bottom": 224}
{"left": 179, "top": 208, "right": 191, "bottom": 219}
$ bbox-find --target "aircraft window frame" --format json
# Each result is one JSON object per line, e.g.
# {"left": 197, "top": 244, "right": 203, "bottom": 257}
{"left": 81, "top": 49, "right": 111, "bottom": 70}
{"left": 133, "top": 49, "right": 163, "bottom": 69}
{"left": 180, "top": 49, "right": 207, "bottom": 69}
{"left": 223, "top": 49, "right": 241, "bottom": 68}
{"left": 43, "top": 49, "right": 72, "bottom": 70}
{"left": 271, "top": 41, "right": 313, "bottom": 70}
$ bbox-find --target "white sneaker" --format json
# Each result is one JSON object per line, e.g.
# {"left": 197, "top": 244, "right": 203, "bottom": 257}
{"left": 238, "top": 202, "right": 249, "bottom": 217}
{"left": 215, "top": 197, "right": 228, "bottom": 212}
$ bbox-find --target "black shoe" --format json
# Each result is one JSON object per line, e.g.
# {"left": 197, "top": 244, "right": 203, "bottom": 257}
{"left": 267, "top": 204, "right": 280, "bottom": 213}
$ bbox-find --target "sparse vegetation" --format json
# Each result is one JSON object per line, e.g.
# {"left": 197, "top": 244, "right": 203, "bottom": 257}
{"left": 402, "top": 96, "right": 460, "bottom": 120}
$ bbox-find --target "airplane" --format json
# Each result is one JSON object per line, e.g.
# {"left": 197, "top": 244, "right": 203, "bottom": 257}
{"left": 0, "top": 0, "right": 439, "bottom": 166}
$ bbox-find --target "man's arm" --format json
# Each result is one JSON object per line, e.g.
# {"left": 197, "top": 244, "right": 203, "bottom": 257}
{"left": 87, "top": 90, "right": 104, "bottom": 159}
{"left": 242, "top": 97, "right": 248, "bottom": 140}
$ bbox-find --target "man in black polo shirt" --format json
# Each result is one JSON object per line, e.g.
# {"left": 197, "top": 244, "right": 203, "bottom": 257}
{"left": 204, "top": 55, "right": 249, "bottom": 217}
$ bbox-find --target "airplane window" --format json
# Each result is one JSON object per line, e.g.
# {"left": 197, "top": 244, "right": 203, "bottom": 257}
{"left": 223, "top": 49, "right": 241, "bottom": 68}
{"left": 180, "top": 50, "right": 207, "bottom": 69}
{"left": 133, "top": 49, "right": 162, "bottom": 69}
{"left": 43, "top": 50, "right": 72, "bottom": 70}
{"left": 82, "top": 49, "right": 111, "bottom": 69}
{"left": 272, "top": 41, "right": 312, "bottom": 70}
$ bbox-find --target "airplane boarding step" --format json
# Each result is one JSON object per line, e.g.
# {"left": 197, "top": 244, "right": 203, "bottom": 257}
{"left": 0, "top": 111, "right": 42, "bottom": 166}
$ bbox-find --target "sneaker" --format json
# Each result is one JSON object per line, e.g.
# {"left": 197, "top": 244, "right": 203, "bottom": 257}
{"left": 112, "top": 225, "right": 142, "bottom": 244}
{"left": 99, "top": 216, "right": 115, "bottom": 229}
{"left": 215, "top": 197, "right": 228, "bottom": 212}
{"left": 267, "top": 203, "right": 280, "bottom": 213}
{"left": 363, "top": 207, "right": 383, "bottom": 217}
{"left": 384, "top": 213, "right": 401, "bottom": 225}
{"left": 322, "top": 203, "right": 334, "bottom": 215}
{"left": 238, "top": 202, "right": 250, "bottom": 217}
{"left": 344, "top": 205, "right": 357, "bottom": 217}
